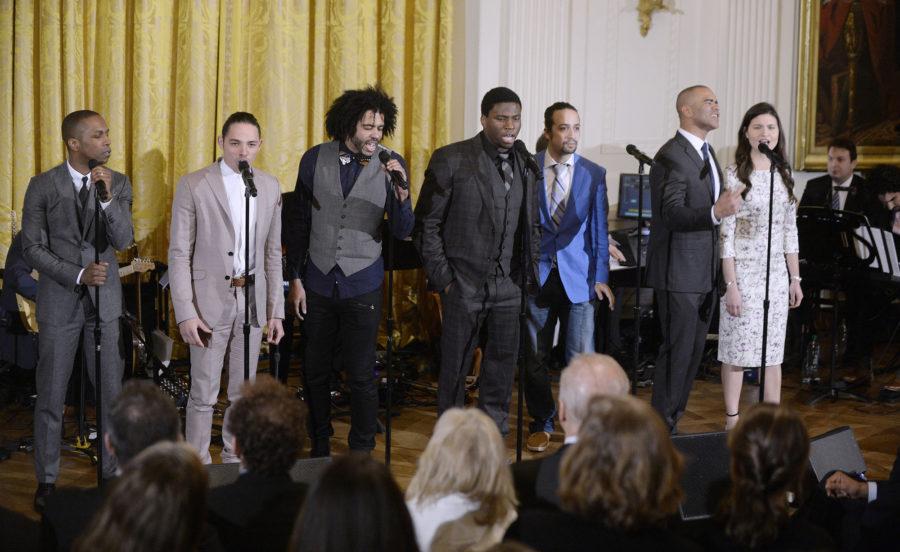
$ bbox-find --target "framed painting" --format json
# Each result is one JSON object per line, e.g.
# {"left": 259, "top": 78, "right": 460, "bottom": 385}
{"left": 795, "top": 0, "right": 900, "bottom": 170}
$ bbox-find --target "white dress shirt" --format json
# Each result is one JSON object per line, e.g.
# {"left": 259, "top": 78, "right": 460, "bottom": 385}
{"left": 677, "top": 128, "right": 722, "bottom": 225}
{"left": 220, "top": 160, "right": 257, "bottom": 276}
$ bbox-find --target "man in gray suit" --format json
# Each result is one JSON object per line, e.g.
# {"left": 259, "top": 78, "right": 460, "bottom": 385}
{"left": 21, "top": 110, "right": 134, "bottom": 510}
{"left": 415, "top": 86, "right": 541, "bottom": 434}
{"left": 169, "top": 112, "right": 284, "bottom": 465}
{"left": 645, "top": 85, "right": 743, "bottom": 432}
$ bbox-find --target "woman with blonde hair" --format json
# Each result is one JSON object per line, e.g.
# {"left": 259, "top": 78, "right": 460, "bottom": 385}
{"left": 505, "top": 395, "right": 696, "bottom": 551}
{"left": 406, "top": 408, "right": 518, "bottom": 551}
{"left": 74, "top": 441, "right": 207, "bottom": 552}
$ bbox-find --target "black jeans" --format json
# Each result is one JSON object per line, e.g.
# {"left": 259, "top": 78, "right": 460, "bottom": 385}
{"left": 302, "top": 287, "right": 382, "bottom": 455}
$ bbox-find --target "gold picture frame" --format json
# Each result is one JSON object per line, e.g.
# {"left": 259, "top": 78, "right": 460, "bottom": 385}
{"left": 795, "top": 0, "right": 900, "bottom": 170}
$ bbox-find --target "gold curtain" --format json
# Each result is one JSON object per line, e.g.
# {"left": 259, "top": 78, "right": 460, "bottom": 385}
{"left": 0, "top": 0, "right": 452, "bottom": 346}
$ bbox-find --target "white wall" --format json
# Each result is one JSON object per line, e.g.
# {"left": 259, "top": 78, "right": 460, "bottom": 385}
{"left": 450, "top": 0, "right": 823, "bottom": 224}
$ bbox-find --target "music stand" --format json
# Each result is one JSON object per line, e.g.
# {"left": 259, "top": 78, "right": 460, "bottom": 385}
{"left": 797, "top": 207, "right": 876, "bottom": 404}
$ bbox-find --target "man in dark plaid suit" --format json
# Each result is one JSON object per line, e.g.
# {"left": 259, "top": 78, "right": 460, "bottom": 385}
{"left": 414, "top": 86, "right": 541, "bottom": 434}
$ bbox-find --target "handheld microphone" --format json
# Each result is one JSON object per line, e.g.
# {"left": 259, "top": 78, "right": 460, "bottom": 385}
{"left": 88, "top": 159, "right": 110, "bottom": 201}
{"left": 237, "top": 160, "right": 258, "bottom": 197}
{"left": 513, "top": 140, "right": 541, "bottom": 175}
{"left": 625, "top": 144, "right": 655, "bottom": 166}
{"left": 377, "top": 149, "right": 408, "bottom": 190}
{"left": 757, "top": 143, "right": 783, "bottom": 166}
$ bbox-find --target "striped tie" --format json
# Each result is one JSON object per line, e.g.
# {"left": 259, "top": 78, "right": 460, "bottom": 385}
{"left": 831, "top": 188, "right": 841, "bottom": 210}
{"left": 550, "top": 163, "right": 568, "bottom": 226}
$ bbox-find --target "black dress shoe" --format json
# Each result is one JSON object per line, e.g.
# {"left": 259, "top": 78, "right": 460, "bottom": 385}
{"left": 34, "top": 482, "right": 55, "bottom": 512}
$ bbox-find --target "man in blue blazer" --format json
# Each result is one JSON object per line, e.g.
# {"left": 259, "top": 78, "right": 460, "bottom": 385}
{"left": 524, "top": 102, "right": 614, "bottom": 452}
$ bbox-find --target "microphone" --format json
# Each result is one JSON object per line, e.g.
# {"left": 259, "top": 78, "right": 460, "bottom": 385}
{"left": 625, "top": 144, "right": 654, "bottom": 166}
{"left": 757, "top": 143, "right": 783, "bottom": 166}
{"left": 88, "top": 159, "right": 109, "bottom": 201}
{"left": 237, "top": 160, "right": 257, "bottom": 197}
{"left": 513, "top": 140, "right": 541, "bottom": 175}
{"left": 377, "top": 149, "right": 408, "bottom": 190}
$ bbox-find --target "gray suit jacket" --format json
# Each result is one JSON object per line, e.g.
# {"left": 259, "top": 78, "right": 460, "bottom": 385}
{"left": 646, "top": 132, "right": 721, "bottom": 293}
{"left": 21, "top": 162, "right": 133, "bottom": 323}
{"left": 414, "top": 133, "right": 541, "bottom": 295}
{"left": 168, "top": 162, "right": 284, "bottom": 328}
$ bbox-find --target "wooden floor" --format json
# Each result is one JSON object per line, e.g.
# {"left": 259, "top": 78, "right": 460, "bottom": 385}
{"left": 2, "top": 357, "right": 899, "bottom": 521}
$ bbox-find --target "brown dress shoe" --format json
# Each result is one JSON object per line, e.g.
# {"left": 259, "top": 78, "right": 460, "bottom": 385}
{"left": 526, "top": 431, "right": 551, "bottom": 453}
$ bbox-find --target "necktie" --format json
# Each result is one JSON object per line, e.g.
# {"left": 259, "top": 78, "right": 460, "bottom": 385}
{"left": 498, "top": 153, "right": 513, "bottom": 192}
{"left": 78, "top": 176, "right": 89, "bottom": 207}
{"left": 550, "top": 163, "right": 568, "bottom": 226}
{"left": 831, "top": 188, "right": 841, "bottom": 210}
{"left": 701, "top": 142, "right": 715, "bottom": 196}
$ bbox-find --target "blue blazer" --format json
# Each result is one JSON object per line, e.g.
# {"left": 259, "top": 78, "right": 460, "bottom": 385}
{"left": 536, "top": 151, "right": 609, "bottom": 304}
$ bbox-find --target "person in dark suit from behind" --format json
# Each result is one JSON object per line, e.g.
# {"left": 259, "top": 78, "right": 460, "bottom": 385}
{"left": 645, "top": 85, "right": 744, "bottom": 433}
{"left": 41, "top": 380, "right": 182, "bottom": 551}
{"left": 290, "top": 454, "right": 418, "bottom": 552}
{"left": 512, "top": 353, "right": 629, "bottom": 509}
{"left": 73, "top": 442, "right": 207, "bottom": 552}
{"left": 821, "top": 446, "right": 900, "bottom": 551}
{"left": 414, "top": 86, "right": 541, "bottom": 436}
{"left": 206, "top": 375, "right": 307, "bottom": 552}
{"left": 505, "top": 395, "right": 698, "bottom": 552}
{"left": 705, "top": 403, "right": 834, "bottom": 552}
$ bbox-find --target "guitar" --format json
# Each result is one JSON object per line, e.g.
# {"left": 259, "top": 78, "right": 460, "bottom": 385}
{"left": 15, "top": 257, "right": 155, "bottom": 333}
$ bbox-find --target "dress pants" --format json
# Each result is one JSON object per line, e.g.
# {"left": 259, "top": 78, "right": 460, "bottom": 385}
{"left": 650, "top": 289, "right": 713, "bottom": 431}
{"left": 186, "top": 285, "right": 261, "bottom": 464}
{"left": 302, "top": 287, "right": 382, "bottom": 456}
{"left": 524, "top": 268, "right": 596, "bottom": 433}
{"left": 439, "top": 276, "right": 521, "bottom": 435}
{"left": 34, "top": 293, "right": 122, "bottom": 482}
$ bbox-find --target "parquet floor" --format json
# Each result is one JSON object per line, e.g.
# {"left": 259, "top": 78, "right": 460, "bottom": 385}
{"left": 2, "top": 356, "right": 899, "bottom": 522}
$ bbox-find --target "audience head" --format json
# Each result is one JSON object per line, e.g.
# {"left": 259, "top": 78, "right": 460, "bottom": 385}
{"left": 406, "top": 408, "right": 517, "bottom": 526}
{"left": 735, "top": 102, "right": 795, "bottom": 200}
{"left": 559, "top": 395, "right": 683, "bottom": 531}
{"left": 227, "top": 375, "right": 306, "bottom": 476}
{"left": 675, "top": 85, "right": 719, "bottom": 137}
{"left": 106, "top": 379, "right": 181, "bottom": 469}
{"left": 869, "top": 164, "right": 900, "bottom": 210}
{"left": 291, "top": 454, "right": 417, "bottom": 552}
{"left": 480, "top": 87, "right": 522, "bottom": 151}
{"left": 558, "top": 353, "right": 629, "bottom": 436}
{"left": 75, "top": 442, "right": 207, "bottom": 552}
{"left": 721, "top": 402, "right": 809, "bottom": 550}
{"left": 826, "top": 137, "right": 858, "bottom": 183}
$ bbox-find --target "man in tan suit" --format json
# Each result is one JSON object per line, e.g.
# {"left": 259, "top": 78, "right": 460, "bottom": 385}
{"left": 168, "top": 112, "right": 284, "bottom": 463}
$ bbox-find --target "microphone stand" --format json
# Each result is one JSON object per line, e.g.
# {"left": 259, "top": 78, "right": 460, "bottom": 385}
{"left": 514, "top": 153, "right": 537, "bottom": 463}
{"left": 92, "top": 188, "right": 103, "bottom": 484}
{"left": 241, "top": 172, "right": 256, "bottom": 381}
{"left": 758, "top": 161, "right": 776, "bottom": 402}
{"left": 631, "top": 162, "right": 647, "bottom": 394}
{"left": 384, "top": 184, "right": 397, "bottom": 467}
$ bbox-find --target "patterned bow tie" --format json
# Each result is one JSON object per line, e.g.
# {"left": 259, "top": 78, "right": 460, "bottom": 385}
{"left": 339, "top": 152, "right": 371, "bottom": 166}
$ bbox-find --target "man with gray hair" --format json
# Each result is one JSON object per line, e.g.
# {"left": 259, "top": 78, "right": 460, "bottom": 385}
{"left": 512, "top": 353, "right": 629, "bottom": 508}
{"left": 41, "top": 380, "right": 181, "bottom": 551}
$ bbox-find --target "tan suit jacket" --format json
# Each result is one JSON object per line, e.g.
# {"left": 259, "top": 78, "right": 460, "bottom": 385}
{"left": 168, "top": 162, "right": 284, "bottom": 328}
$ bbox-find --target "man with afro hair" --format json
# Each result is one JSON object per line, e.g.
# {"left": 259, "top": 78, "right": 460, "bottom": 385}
{"left": 285, "top": 86, "right": 413, "bottom": 457}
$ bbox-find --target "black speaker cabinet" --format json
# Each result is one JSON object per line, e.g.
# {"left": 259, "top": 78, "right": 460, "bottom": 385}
{"left": 673, "top": 431, "right": 731, "bottom": 520}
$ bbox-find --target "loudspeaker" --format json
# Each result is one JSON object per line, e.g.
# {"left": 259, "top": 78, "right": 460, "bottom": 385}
{"left": 672, "top": 431, "right": 731, "bottom": 521}
{"left": 206, "top": 456, "right": 332, "bottom": 488}
{"left": 808, "top": 426, "right": 867, "bottom": 482}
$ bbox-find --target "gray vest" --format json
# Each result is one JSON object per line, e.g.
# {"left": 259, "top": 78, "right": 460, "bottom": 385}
{"left": 489, "top": 155, "right": 523, "bottom": 278}
{"left": 308, "top": 142, "right": 387, "bottom": 277}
